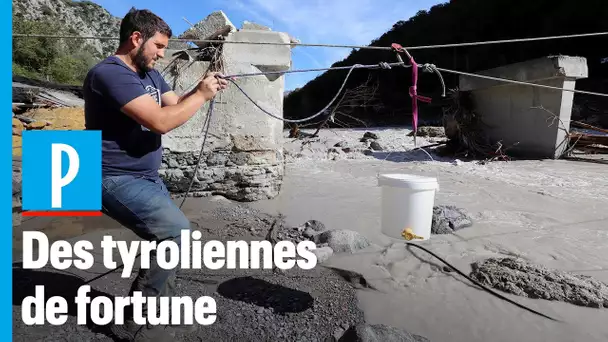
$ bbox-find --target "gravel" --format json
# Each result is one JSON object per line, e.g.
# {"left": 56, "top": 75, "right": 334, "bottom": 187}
{"left": 282, "top": 127, "right": 448, "bottom": 164}
{"left": 470, "top": 257, "right": 608, "bottom": 308}
{"left": 12, "top": 198, "right": 376, "bottom": 342}
{"left": 13, "top": 265, "right": 366, "bottom": 341}
{"left": 339, "top": 324, "right": 431, "bottom": 342}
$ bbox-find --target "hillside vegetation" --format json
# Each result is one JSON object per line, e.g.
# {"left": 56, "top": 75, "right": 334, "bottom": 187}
{"left": 284, "top": 0, "right": 608, "bottom": 127}
{"left": 12, "top": 0, "right": 121, "bottom": 85}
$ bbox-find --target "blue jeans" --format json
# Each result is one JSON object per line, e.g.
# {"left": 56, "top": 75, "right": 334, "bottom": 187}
{"left": 101, "top": 174, "right": 191, "bottom": 316}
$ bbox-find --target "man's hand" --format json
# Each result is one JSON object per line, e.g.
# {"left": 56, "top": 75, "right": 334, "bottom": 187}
{"left": 197, "top": 72, "right": 229, "bottom": 101}
{"left": 121, "top": 72, "right": 229, "bottom": 134}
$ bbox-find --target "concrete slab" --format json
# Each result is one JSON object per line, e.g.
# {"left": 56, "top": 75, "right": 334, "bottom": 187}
{"left": 223, "top": 30, "right": 292, "bottom": 75}
{"left": 241, "top": 21, "right": 271, "bottom": 31}
{"left": 459, "top": 55, "right": 588, "bottom": 159}
{"left": 460, "top": 55, "right": 588, "bottom": 91}
{"left": 180, "top": 10, "right": 236, "bottom": 41}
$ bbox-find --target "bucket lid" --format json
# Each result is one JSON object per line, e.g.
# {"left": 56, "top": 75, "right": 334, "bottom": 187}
{"left": 377, "top": 173, "right": 439, "bottom": 190}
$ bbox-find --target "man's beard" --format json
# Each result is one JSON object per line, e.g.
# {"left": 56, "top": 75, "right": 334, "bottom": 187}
{"left": 134, "top": 46, "right": 153, "bottom": 73}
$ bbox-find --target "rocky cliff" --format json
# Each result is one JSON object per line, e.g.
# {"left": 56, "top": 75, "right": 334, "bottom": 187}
{"left": 13, "top": 0, "right": 121, "bottom": 58}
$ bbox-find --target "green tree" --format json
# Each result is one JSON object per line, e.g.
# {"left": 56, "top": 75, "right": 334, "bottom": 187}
{"left": 12, "top": 13, "right": 100, "bottom": 85}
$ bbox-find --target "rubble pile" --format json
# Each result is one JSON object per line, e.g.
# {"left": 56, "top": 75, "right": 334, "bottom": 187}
{"left": 284, "top": 127, "right": 448, "bottom": 163}
{"left": 470, "top": 257, "right": 608, "bottom": 308}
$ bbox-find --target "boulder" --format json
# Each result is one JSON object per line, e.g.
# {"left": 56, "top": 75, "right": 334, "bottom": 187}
{"left": 314, "top": 230, "right": 371, "bottom": 253}
{"left": 311, "top": 247, "right": 333, "bottom": 264}
{"left": 431, "top": 205, "right": 473, "bottom": 235}
{"left": 408, "top": 126, "right": 446, "bottom": 138}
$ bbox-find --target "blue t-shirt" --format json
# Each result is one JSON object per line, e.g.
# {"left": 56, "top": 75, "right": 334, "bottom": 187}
{"left": 83, "top": 56, "right": 172, "bottom": 179}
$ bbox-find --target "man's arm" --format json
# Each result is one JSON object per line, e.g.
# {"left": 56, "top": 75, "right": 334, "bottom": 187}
{"left": 160, "top": 86, "right": 199, "bottom": 107}
{"left": 92, "top": 66, "right": 226, "bottom": 134}
{"left": 121, "top": 89, "right": 209, "bottom": 134}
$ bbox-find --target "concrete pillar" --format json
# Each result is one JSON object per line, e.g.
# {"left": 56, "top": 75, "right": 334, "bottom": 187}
{"left": 156, "top": 28, "right": 291, "bottom": 201}
{"left": 459, "top": 55, "right": 588, "bottom": 159}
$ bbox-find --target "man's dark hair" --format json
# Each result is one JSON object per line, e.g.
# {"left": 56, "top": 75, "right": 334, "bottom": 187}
{"left": 119, "top": 8, "right": 172, "bottom": 45}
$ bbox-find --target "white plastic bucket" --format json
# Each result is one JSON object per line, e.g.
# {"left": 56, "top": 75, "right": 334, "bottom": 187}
{"left": 378, "top": 173, "right": 439, "bottom": 241}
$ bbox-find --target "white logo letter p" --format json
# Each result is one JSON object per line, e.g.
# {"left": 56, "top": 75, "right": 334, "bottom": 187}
{"left": 51, "top": 143, "right": 80, "bottom": 209}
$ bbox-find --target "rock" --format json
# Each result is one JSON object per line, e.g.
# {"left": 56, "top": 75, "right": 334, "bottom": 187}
{"left": 339, "top": 324, "right": 430, "bottom": 342}
{"left": 334, "top": 141, "right": 347, "bottom": 148}
{"left": 14, "top": 0, "right": 120, "bottom": 58}
{"left": 342, "top": 147, "right": 353, "bottom": 153}
{"left": 15, "top": 115, "right": 35, "bottom": 124}
{"left": 160, "top": 144, "right": 284, "bottom": 201}
{"left": 12, "top": 118, "right": 24, "bottom": 132}
{"left": 431, "top": 205, "right": 473, "bottom": 235}
{"left": 408, "top": 126, "right": 446, "bottom": 138}
{"left": 242, "top": 20, "right": 271, "bottom": 31}
{"left": 314, "top": 230, "right": 371, "bottom": 254}
{"left": 13, "top": 159, "right": 22, "bottom": 226}
{"left": 334, "top": 327, "right": 347, "bottom": 341}
{"left": 294, "top": 220, "right": 327, "bottom": 239}
{"left": 470, "top": 257, "right": 608, "bottom": 308}
{"left": 312, "top": 247, "right": 334, "bottom": 264}
{"left": 179, "top": 10, "right": 236, "bottom": 42}
{"left": 303, "top": 228, "right": 318, "bottom": 239}
{"left": 13, "top": 136, "right": 22, "bottom": 157}
{"left": 207, "top": 153, "right": 228, "bottom": 166}
{"left": 369, "top": 141, "right": 383, "bottom": 151}
{"left": 363, "top": 132, "right": 379, "bottom": 140}
{"left": 20, "top": 107, "right": 85, "bottom": 130}
{"left": 229, "top": 152, "right": 249, "bottom": 166}
{"left": 231, "top": 134, "right": 270, "bottom": 152}
{"left": 26, "top": 120, "right": 47, "bottom": 130}
{"left": 304, "top": 220, "right": 326, "bottom": 232}
{"left": 328, "top": 148, "right": 346, "bottom": 161}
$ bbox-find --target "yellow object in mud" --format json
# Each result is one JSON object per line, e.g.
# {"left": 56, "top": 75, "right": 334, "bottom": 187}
{"left": 401, "top": 227, "right": 424, "bottom": 241}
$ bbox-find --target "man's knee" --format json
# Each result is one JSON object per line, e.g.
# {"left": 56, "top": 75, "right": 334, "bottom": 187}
{"left": 101, "top": 175, "right": 191, "bottom": 241}
{"left": 140, "top": 198, "right": 191, "bottom": 242}
{"left": 162, "top": 211, "right": 191, "bottom": 242}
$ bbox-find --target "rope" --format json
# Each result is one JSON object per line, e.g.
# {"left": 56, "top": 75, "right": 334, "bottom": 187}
{"left": 405, "top": 243, "right": 561, "bottom": 322}
{"left": 12, "top": 31, "right": 608, "bottom": 50}
{"left": 422, "top": 64, "right": 446, "bottom": 97}
{"left": 178, "top": 97, "right": 214, "bottom": 209}
{"left": 221, "top": 63, "right": 389, "bottom": 124}
{"left": 220, "top": 61, "right": 407, "bottom": 79}
{"left": 175, "top": 61, "right": 408, "bottom": 125}
{"left": 171, "top": 61, "right": 608, "bottom": 128}
{"left": 435, "top": 66, "right": 608, "bottom": 97}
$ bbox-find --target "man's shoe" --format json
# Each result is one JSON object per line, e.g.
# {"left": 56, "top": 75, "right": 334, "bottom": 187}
{"left": 164, "top": 323, "right": 199, "bottom": 337}
{"left": 110, "top": 320, "right": 140, "bottom": 341}
{"left": 134, "top": 324, "right": 176, "bottom": 342}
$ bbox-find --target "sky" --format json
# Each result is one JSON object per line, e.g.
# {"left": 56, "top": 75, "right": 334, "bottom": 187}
{"left": 87, "top": 0, "right": 444, "bottom": 90}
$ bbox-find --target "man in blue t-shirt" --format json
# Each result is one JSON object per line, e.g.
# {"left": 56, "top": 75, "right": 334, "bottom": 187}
{"left": 83, "top": 8, "right": 227, "bottom": 341}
